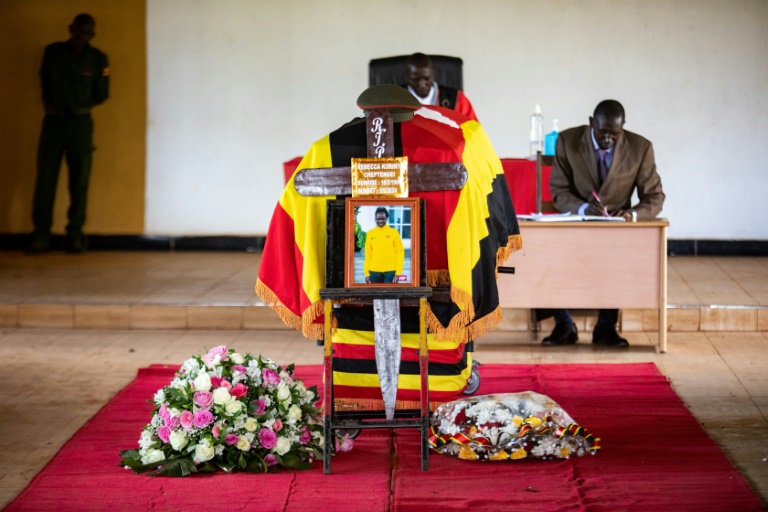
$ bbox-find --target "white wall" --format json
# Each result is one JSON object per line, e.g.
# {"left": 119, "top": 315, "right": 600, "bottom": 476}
{"left": 147, "top": 0, "right": 768, "bottom": 239}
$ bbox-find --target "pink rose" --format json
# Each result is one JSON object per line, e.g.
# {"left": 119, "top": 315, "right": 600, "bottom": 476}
{"left": 212, "top": 424, "right": 221, "bottom": 438}
{"left": 220, "top": 380, "right": 232, "bottom": 391}
{"left": 193, "top": 390, "right": 213, "bottom": 408}
{"left": 299, "top": 428, "right": 311, "bottom": 445}
{"left": 157, "top": 426, "right": 171, "bottom": 443}
{"left": 259, "top": 428, "right": 277, "bottom": 449}
{"left": 202, "top": 345, "right": 228, "bottom": 364}
{"left": 210, "top": 376, "right": 222, "bottom": 388}
{"left": 264, "top": 454, "right": 277, "bottom": 466}
{"left": 179, "top": 411, "right": 194, "bottom": 429}
{"left": 262, "top": 368, "right": 280, "bottom": 386}
{"left": 158, "top": 403, "right": 169, "bottom": 420}
{"left": 209, "top": 345, "right": 228, "bottom": 359}
{"left": 193, "top": 409, "right": 214, "bottom": 428}
{"left": 273, "top": 419, "right": 283, "bottom": 432}
{"left": 336, "top": 435, "right": 354, "bottom": 452}
{"left": 225, "top": 434, "right": 239, "bottom": 446}
{"left": 164, "top": 414, "right": 180, "bottom": 429}
{"left": 231, "top": 383, "right": 248, "bottom": 398}
{"left": 254, "top": 399, "right": 266, "bottom": 415}
{"left": 232, "top": 365, "right": 246, "bottom": 374}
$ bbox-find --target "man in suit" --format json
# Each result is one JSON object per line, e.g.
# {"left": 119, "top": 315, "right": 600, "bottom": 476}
{"left": 404, "top": 53, "right": 478, "bottom": 121}
{"left": 540, "top": 99, "right": 665, "bottom": 348}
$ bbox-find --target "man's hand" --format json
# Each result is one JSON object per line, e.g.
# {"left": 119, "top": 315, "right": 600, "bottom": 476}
{"left": 585, "top": 195, "right": 609, "bottom": 216}
{"left": 613, "top": 209, "right": 637, "bottom": 222}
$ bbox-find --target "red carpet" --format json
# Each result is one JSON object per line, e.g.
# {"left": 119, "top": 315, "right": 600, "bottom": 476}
{"left": 4, "top": 363, "right": 763, "bottom": 512}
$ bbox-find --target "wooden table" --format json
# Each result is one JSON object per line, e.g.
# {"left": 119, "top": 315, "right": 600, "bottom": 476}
{"left": 498, "top": 219, "right": 669, "bottom": 352}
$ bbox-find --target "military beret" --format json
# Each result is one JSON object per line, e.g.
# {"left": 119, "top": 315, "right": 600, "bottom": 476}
{"left": 356, "top": 84, "right": 422, "bottom": 122}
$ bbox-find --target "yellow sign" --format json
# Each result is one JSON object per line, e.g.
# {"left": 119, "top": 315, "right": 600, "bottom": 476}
{"left": 351, "top": 157, "right": 408, "bottom": 198}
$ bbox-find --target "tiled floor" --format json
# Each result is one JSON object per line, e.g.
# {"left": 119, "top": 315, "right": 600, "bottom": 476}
{"left": 1, "top": 252, "right": 767, "bottom": 332}
{"left": 0, "top": 252, "right": 767, "bottom": 508}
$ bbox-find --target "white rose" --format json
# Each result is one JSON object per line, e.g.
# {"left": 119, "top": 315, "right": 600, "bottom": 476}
{"left": 212, "top": 387, "right": 232, "bottom": 405}
{"left": 273, "top": 437, "right": 291, "bottom": 455}
{"left": 276, "top": 382, "right": 292, "bottom": 402}
{"left": 143, "top": 449, "right": 165, "bottom": 464}
{"left": 224, "top": 400, "right": 243, "bottom": 415}
{"left": 195, "top": 442, "right": 215, "bottom": 462}
{"left": 180, "top": 357, "right": 200, "bottom": 375}
{"left": 244, "top": 417, "right": 258, "bottom": 432}
{"left": 230, "top": 352, "right": 245, "bottom": 364}
{"left": 236, "top": 436, "right": 251, "bottom": 451}
{"left": 139, "top": 430, "right": 154, "bottom": 449}
{"left": 193, "top": 372, "right": 212, "bottom": 392}
{"left": 169, "top": 430, "right": 189, "bottom": 451}
{"left": 286, "top": 404, "right": 302, "bottom": 424}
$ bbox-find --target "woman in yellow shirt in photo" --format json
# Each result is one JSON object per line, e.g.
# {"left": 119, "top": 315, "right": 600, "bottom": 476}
{"left": 364, "top": 207, "right": 404, "bottom": 283}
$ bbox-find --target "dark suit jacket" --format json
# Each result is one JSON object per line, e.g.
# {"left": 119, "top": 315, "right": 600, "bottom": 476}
{"left": 549, "top": 125, "right": 665, "bottom": 220}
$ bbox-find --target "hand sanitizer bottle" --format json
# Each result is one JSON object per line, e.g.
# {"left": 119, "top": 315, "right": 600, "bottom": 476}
{"left": 544, "top": 118, "right": 559, "bottom": 156}
{"left": 529, "top": 105, "right": 543, "bottom": 158}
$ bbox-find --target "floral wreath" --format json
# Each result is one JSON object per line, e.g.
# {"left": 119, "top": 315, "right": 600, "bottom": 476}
{"left": 121, "top": 346, "right": 351, "bottom": 476}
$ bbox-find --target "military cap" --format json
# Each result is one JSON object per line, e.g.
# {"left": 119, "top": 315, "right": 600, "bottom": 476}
{"left": 356, "top": 84, "right": 422, "bottom": 122}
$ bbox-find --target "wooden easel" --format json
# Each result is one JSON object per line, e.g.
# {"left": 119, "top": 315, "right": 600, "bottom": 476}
{"left": 294, "top": 109, "right": 466, "bottom": 474}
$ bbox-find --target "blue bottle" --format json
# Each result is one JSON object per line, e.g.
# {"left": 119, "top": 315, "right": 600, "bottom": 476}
{"left": 544, "top": 118, "right": 559, "bottom": 156}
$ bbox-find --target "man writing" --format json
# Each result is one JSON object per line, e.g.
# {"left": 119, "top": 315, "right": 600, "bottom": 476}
{"left": 363, "top": 207, "right": 405, "bottom": 284}
{"left": 540, "top": 99, "right": 665, "bottom": 348}
{"left": 29, "top": 13, "right": 110, "bottom": 254}
{"left": 404, "top": 53, "right": 478, "bottom": 121}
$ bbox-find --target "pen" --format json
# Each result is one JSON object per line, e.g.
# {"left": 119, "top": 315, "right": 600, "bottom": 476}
{"left": 591, "top": 190, "right": 609, "bottom": 217}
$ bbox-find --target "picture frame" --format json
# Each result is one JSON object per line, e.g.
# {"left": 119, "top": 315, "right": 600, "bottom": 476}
{"left": 344, "top": 197, "right": 421, "bottom": 288}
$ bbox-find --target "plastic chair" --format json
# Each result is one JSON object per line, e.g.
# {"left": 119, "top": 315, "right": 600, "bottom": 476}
{"left": 536, "top": 151, "right": 555, "bottom": 213}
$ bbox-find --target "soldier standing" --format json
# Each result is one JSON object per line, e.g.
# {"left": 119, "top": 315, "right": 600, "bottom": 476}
{"left": 29, "top": 13, "right": 109, "bottom": 254}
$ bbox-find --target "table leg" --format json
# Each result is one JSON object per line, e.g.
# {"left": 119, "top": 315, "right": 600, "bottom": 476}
{"left": 419, "top": 298, "right": 429, "bottom": 471}
{"left": 323, "top": 300, "right": 334, "bottom": 474}
{"left": 659, "top": 225, "right": 668, "bottom": 353}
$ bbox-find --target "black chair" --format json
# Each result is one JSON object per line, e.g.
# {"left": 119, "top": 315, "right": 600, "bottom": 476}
{"left": 368, "top": 55, "right": 464, "bottom": 91}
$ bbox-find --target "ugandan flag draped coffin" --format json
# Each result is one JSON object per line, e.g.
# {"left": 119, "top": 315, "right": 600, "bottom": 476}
{"left": 256, "top": 106, "right": 520, "bottom": 409}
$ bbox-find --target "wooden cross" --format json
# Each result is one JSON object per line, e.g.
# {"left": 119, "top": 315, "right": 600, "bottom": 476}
{"left": 299, "top": 109, "right": 466, "bottom": 420}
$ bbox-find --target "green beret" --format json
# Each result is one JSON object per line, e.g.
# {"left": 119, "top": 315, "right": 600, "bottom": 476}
{"left": 356, "top": 84, "right": 422, "bottom": 122}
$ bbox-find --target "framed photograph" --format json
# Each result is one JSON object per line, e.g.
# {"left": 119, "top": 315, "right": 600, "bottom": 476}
{"left": 344, "top": 197, "right": 421, "bottom": 288}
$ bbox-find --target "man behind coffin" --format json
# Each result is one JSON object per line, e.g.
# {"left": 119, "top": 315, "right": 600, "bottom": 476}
{"left": 256, "top": 85, "right": 519, "bottom": 410}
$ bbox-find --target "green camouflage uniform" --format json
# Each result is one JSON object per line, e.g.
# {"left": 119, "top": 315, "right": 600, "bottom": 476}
{"left": 32, "top": 41, "right": 109, "bottom": 242}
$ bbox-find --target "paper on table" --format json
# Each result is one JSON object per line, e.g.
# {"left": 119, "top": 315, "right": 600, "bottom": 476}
{"left": 517, "top": 212, "right": 626, "bottom": 222}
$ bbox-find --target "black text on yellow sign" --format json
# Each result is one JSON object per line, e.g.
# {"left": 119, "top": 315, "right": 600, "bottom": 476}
{"left": 351, "top": 157, "right": 408, "bottom": 198}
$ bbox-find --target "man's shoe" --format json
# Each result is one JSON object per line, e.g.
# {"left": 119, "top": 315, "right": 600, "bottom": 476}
{"left": 65, "top": 236, "right": 86, "bottom": 254}
{"left": 592, "top": 324, "right": 630, "bottom": 348}
{"left": 26, "top": 235, "right": 51, "bottom": 255}
{"left": 542, "top": 322, "right": 578, "bottom": 346}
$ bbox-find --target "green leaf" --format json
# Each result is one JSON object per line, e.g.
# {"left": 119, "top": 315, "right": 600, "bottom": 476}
{"left": 119, "top": 450, "right": 144, "bottom": 470}
{"left": 148, "top": 456, "right": 198, "bottom": 477}
{"left": 280, "top": 452, "right": 312, "bottom": 470}
{"left": 246, "top": 457, "right": 267, "bottom": 473}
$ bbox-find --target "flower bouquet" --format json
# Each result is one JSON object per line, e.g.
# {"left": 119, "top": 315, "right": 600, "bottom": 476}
{"left": 428, "top": 391, "right": 600, "bottom": 461}
{"left": 121, "top": 346, "right": 345, "bottom": 476}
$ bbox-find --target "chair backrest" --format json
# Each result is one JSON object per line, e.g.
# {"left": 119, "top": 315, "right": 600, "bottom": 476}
{"left": 536, "top": 152, "right": 556, "bottom": 213}
{"left": 369, "top": 55, "right": 464, "bottom": 91}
